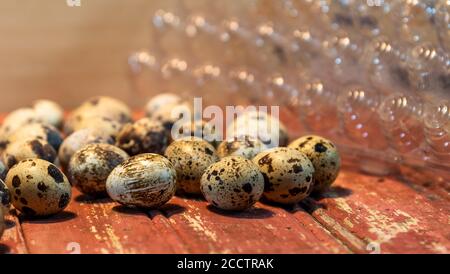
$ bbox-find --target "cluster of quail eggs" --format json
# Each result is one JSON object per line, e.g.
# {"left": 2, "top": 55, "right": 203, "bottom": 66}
{"left": 0, "top": 92, "right": 342, "bottom": 235}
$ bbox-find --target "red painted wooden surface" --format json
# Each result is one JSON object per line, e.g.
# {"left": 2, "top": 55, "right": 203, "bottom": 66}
{"left": 0, "top": 111, "right": 449, "bottom": 254}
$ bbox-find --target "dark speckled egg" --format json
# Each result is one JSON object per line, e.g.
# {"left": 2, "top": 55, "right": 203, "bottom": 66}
{"left": 33, "top": 100, "right": 64, "bottom": 129}
{"left": 164, "top": 137, "right": 219, "bottom": 195}
{"left": 5, "top": 159, "right": 71, "bottom": 217}
{"left": 64, "top": 96, "right": 132, "bottom": 135}
{"left": 227, "top": 110, "right": 289, "bottom": 148}
{"left": 0, "top": 206, "right": 4, "bottom": 239}
{"left": 116, "top": 118, "right": 169, "bottom": 156}
{"left": 58, "top": 128, "right": 115, "bottom": 170}
{"left": 2, "top": 139, "right": 57, "bottom": 169}
{"left": 177, "top": 119, "right": 222, "bottom": 148}
{"left": 106, "top": 154, "right": 176, "bottom": 208}
{"left": 253, "top": 147, "right": 315, "bottom": 204}
{"left": 145, "top": 93, "right": 182, "bottom": 116}
{"left": 0, "top": 180, "right": 10, "bottom": 214}
{"left": 7, "top": 123, "right": 63, "bottom": 151}
{"left": 0, "top": 108, "right": 43, "bottom": 149}
{"left": 288, "top": 135, "right": 341, "bottom": 193}
{"left": 67, "top": 144, "right": 129, "bottom": 197}
{"left": 217, "top": 135, "right": 268, "bottom": 159}
{"left": 0, "top": 160, "right": 7, "bottom": 180}
{"left": 200, "top": 156, "right": 264, "bottom": 211}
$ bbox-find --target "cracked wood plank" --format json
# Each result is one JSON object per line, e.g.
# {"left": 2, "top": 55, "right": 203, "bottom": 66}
{"left": 302, "top": 170, "right": 450, "bottom": 254}
{"left": 0, "top": 210, "right": 28, "bottom": 254}
{"left": 160, "top": 196, "right": 350, "bottom": 254}
{"left": 18, "top": 189, "right": 186, "bottom": 254}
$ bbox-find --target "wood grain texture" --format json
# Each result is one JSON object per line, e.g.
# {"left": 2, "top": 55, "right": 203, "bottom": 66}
{"left": 0, "top": 210, "right": 28, "bottom": 254}
{"left": 302, "top": 172, "right": 450, "bottom": 254}
{"left": 0, "top": 112, "right": 449, "bottom": 254}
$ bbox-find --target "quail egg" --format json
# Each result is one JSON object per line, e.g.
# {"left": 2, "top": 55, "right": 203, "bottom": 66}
{"left": 7, "top": 123, "right": 63, "bottom": 151}
{"left": 106, "top": 154, "right": 177, "bottom": 208}
{"left": 288, "top": 135, "right": 341, "bottom": 193}
{"left": 0, "top": 179, "right": 10, "bottom": 214}
{"left": 2, "top": 139, "right": 57, "bottom": 169}
{"left": 64, "top": 116, "right": 124, "bottom": 139}
{"left": 74, "top": 96, "right": 132, "bottom": 124}
{"left": 116, "top": 118, "right": 169, "bottom": 156}
{"left": 148, "top": 101, "right": 195, "bottom": 131}
{"left": 217, "top": 135, "right": 268, "bottom": 159}
{"left": 33, "top": 100, "right": 64, "bottom": 129}
{"left": 0, "top": 160, "right": 7, "bottom": 180}
{"left": 58, "top": 128, "right": 114, "bottom": 170}
{"left": 64, "top": 96, "right": 132, "bottom": 134}
{"left": 164, "top": 137, "right": 219, "bottom": 195}
{"left": 253, "top": 147, "right": 315, "bottom": 204}
{"left": 68, "top": 144, "right": 129, "bottom": 196}
{"left": 0, "top": 206, "right": 4, "bottom": 239}
{"left": 145, "top": 93, "right": 182, "bottom": 116}
{"left": 0, "top": 108, "right": 42, "bottom": 148}
{"left": 176, "top": 119, "right": 222, "bottom": 147}
{"left": 227, "top": 110, "right": 289, "bottom": 148}
{"left": 5, "top": 159, "right": 72, "bottom": 216}
{"left": 201, "top": 156, "right": 264, "bottom": 211}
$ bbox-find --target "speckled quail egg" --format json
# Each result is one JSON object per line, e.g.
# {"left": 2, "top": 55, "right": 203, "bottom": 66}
{"left": 145, "top": 93, "right": 182, "bottom": 116}
{"left": 33, "top": 100, "right": 64, "bottom": 129}
{"left": 68, "top": 143, "right": 129, "bottom": 196}
{"left": 201, "top": 156, "right": 264, "bottom": 211}
{"left": 164, "top": 137, "right": 219, "bottom": 195}
{"left": 58, "top": 128, "right": 115, "bottom": 170}
{"left": 0, "top": 108, "right": 42, "bottom": 148}
{"left": 176, "top": 119, "right": 222, "bottom": 147}
{"left": 0, "top": 160, "right": 7, "bottom": 180}
{"left": 106, "top": 153, "right": 176, "bottom": 208}
{"left": 0, "top": 206, "right": 5, "bottom": 239}
{"left": 253, "top": 147, "right": 315, "bottom": 204}
{"left": 288, "top": 135, "right": 341, "bottom": 193}
{"left": 0, "top": 180, "right": 10, "bottom": 214}
{"left": 2, "top": 139, "right": 57, "bottom": 169}
{"left": 75, "top": 96, "right": 132, "bottom": 124}
{"left": 148, "top": 101, "right": 195, "bottom": 131}
{"left": 64, "top": 116, "right": 124, "bottom": 139}
{"left": 227, "top": 110, "right": 289, "bottom": 148}
{"left": 64, "top": 96, "right": 132, "bottom": 134}
{"left": 217, "top": 135, "right": 268, "bottom": 159}
{"left": 116, "top": 118, "right": 169, "bottom": 156}
{"left": 7, "top": 123, "right": 63, "bottom": 151}
{"left": 5, "top": 159, "right": 72, "bottom": 216}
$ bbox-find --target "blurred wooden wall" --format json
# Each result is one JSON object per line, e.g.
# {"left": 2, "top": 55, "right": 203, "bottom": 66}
{"left": 0, "top": 0, "right": 177, "bottom": 111}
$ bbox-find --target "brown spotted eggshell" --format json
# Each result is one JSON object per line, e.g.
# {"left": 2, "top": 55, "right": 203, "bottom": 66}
{"left": 64, "top": 96, "right": 132, "bottom": 135}
{"left": 217, "top": 135, "right": 268, "bottom": 159}
{"left": 116, "top": 118, "right": 169, "bottom": 156}
{"left": 253, "top": 147, "right": 315, "bottom": 204}
{"left": 2, "top": 139, "right": 57, "bottom": 169}
{"left": 0, "top": 206, "right": 4, "bottom": 239}
{"left": 177, "top": 119, "right": 222, "bottom": 148}
{"left": 58, "top": 128, "right": 114, "bottom": 170}
{"left": 0, "top": 179, "right": 10, "bottom": 214}
{"left": 106, "top": 154, "right": 176, "bottom": 208}
{"left": 0, "top": 108, "right": 42, "bottom": 149}
{"left": 164, "top": 137, "right": 219, "bottom": 195}
{"left": 5, "top": 159, "right": 72, "bottom": 217}
{"left": 7, "top": 123, "right": 63, "bottom": 151}
{"left": 145, "top": 93, "right": 182, "bottom": 116}
{"left": 288, "top": 135, "right": 341, "bottom": 193}
{"left": 200, "top": 156, "right": 264, "bottom": 211}
{"left": 32, "top": 100, "right": 64, "bottom": 129}
{"left": 68, "top": 143, "right": 129, "bottom": 197}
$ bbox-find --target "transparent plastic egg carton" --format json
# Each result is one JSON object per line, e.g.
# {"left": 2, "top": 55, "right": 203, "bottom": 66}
{"left": 128, "top": 0, "right": 449, "bottom": 188}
